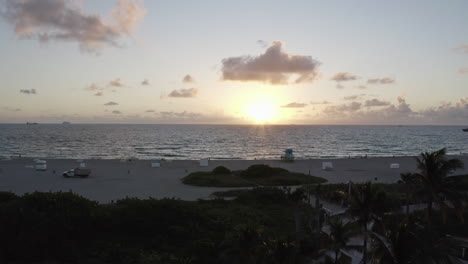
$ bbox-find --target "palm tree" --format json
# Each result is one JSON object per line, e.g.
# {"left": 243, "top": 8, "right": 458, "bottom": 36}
{"left": 346, "top": 182, "right": 398, "bottom": 264}
{"left": 410, "top": 148, "right": 464, "bottom": 224}
{"left": 368, "top": 216, "right": 468, "bottom": 264}
{"left": 327, "top": 218, "right": 360, "bottom": 264}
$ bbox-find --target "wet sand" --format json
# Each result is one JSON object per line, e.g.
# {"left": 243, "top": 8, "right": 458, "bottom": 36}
{"left": 1, "top": 156, "right": 467, "bottom": 203}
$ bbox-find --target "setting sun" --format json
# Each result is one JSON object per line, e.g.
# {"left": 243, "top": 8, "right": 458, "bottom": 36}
{"left": 245, "top": 100, "right": 277, "bottom": 123}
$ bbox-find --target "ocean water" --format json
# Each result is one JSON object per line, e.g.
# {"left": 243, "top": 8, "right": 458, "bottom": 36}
{"left": 0, "top": 124, "right": 466, "bottom": 160}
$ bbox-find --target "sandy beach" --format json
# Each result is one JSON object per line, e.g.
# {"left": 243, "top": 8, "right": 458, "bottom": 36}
{"left": 1, "top": 156, "right": 467, "bottom": 203}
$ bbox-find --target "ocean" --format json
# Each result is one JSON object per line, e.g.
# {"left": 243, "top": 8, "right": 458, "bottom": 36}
{"left": 0, "top": 124, "right": 466, "bottom": 160}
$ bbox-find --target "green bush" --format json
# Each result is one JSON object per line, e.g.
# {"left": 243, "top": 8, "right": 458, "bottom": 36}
{"left": 241, "top": 164, "right": 288, "bottom": 178}
{"left": 212, "top": 166, "right": 231, "bottom": 175}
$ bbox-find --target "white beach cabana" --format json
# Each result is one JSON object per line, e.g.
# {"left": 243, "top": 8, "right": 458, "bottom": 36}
{"left": 322, "top": 162, "right": 333, "bottom": 171}
{"left": 199, "top": 159, "right": 209, "bottom": 167}
{"left": 35, "top": 160, "right": 47, "bottom": 171}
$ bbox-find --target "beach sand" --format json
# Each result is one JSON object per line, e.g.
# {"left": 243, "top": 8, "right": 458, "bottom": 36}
{"left": 1, "top": 156, "right": 467, "bottom": 203}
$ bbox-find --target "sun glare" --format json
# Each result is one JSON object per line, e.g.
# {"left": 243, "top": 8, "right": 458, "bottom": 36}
{"left": 246, "top": 100, "right": 277, "bottom": 123}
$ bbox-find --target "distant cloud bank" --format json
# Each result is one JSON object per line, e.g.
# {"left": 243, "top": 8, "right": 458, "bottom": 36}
{"left": 0, "top": 0, "right": 146, "bottom": 51}
{"left": 221, "top": 41, "right": 321, "bottom": 85}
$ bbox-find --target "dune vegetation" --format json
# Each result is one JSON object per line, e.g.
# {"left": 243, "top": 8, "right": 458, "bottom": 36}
{"left": 182, "top": 164, "right": 327, "bottom": 187}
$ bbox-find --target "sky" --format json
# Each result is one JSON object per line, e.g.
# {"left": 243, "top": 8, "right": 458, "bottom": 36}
{"left": 0, "top": 0, "right": 467, "bottom": 125}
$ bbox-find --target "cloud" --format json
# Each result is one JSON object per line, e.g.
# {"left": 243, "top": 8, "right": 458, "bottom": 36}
{"left": 159, "top": 111, "right": 202, "bottom": 120}
{"left": 94, "top": 92, "right": 103, "bottom": 96}
{"left": 354, "top": 85, "right": 367, "bottom": 89}
{"left": 145, "top": 110, "right": 155, "bottom": 113}
{"left": 330, "top": 72, "right": 358, "bottom": 82}
{"left": 104, "top": 101, "right": 119, "bottom": 106}
{"left": 344, "top": 94, "right": 368, "bottom": 100}
{"left": 109, "top": 78, "right": 124, "bottom": 87}
{"left": 257, "top": 40, "right": 268, "bottom": 48}
{"left": 459, "top": 68, "right": 468, "bottom": 74}
{"left": 364, "top": 99, "right": 391, "bottom": 107}
{"left": 310, "top": 100, "right": 330, "bottom": 105}
{"left": 367, "top": 77, "right": 396, "bottom": 85}
{"left": 112, "top": 110, "right": 122, "bottom": 114}
{"left": 20, "top": 89, "right": 37, "bottom": 94}
{"left": 168, "top": 88, "right": 198, "bottom": 98}
{"left": 2, "top": 107, "right": 21, "bottom": 112}
{"left": 141, "top": 79, "right": 149, "bottom": 85}
{"left": 336, "top": 83, "right": 345, "bottom": 89}
{"left": 281, "top": 102, "right": 307, "bottom": 108}
{"left": 182, "top": 74, "right": 195, "bottom": 83}
{"left": 85, "top": 83, "right": 101, "bottom": 91}
{"left": 0, "top": 0, "right": 146, "bottom": 51}
{"left": 221, "top": 41, "right": 321, "bottom": 84}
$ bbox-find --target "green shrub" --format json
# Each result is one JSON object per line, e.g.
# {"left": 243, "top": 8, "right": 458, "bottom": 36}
{"left": 212, "top": 166, "right": 231, "bottom": 175}
{"left": 241, "top": 164, "right": 287, "bottom": 178}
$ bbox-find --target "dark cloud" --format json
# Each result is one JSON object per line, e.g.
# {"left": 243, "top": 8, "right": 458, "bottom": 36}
{"left": 330, "top": 72, "right": 358, "bottom": 82}
{"left": 109, "top": 78, "right": 124, "bottom": 87}
{"left": 281, "top": 102, "right": 307, "bottom": 108}
{"left": 104, "top": 101, "right": 119, "bottom": 106}
{"left": 364, "top": 99, "right": 391, "bottom": 107}
{"left": 182, "top": 75, "right": 195, "bottom": 83}
{"left": 221, "top": 41, "right": 321, "bottom": 85}
{"left": 141, "top": 79, "right": 149, "bottom": 85}
{"left": 310, "top": 100, "right": 330, "bottom": 105}
{"left": 367, "top": 77, "right": 396, "bottom": 85}
{"left": 0, "top": 0, "right": 146, "bottom": 51}
{"left": 168, "top": 88, "right": 198, "bottom": 98}
{"left": 2, "top": 107, "right": 21, "bottom": 112}
{"left": 459, "top": 68, "right": 468, "bottom": 74}
{"left": 111, "top": 110, "right": 122, "bottom": 114}
{"left": 20, "top": 89, "right": 37, "bottom": 94}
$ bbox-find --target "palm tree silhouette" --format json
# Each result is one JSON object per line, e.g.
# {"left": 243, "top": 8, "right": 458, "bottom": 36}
{"left": 408, "top": 148, "right": 464, "bottom": 224}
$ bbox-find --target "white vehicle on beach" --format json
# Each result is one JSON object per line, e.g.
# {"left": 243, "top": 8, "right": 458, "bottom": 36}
{"left": 63, "top": 168, "right": 91, "bottom": 178}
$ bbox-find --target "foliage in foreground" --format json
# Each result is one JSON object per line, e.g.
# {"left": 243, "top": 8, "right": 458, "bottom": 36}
{"left": 182, "top": 164, "right": 327, "bottom": 187}
{"left": 0, "top": 188, "right": 326, "bottom": 264}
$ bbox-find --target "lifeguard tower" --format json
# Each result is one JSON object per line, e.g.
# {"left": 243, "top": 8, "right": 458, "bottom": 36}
{"left": 282, "top": 149, "right": 295, "bottom": 162}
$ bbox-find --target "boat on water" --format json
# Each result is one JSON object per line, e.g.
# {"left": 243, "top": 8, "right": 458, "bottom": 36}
{"left": 463, "top": 128, "right": 468, "bottom": 132}
{"left": 26, "top": 122, "right": 38, "bottom": 125}
{"left": 62, "top": 121, "right": 71, "bottom": 125}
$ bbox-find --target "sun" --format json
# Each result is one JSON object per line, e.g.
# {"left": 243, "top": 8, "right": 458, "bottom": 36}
{"left": 245, "top": 100, "right": 277, "bottom": 123}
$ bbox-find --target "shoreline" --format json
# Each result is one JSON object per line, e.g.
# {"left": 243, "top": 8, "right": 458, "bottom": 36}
{"left": 1, "top": 156, "right": 467, "bottom": 203}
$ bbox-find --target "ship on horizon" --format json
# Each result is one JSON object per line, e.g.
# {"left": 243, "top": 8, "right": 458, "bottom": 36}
{"left": 26, "top": 122, "right": 38, "bottom": 125}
